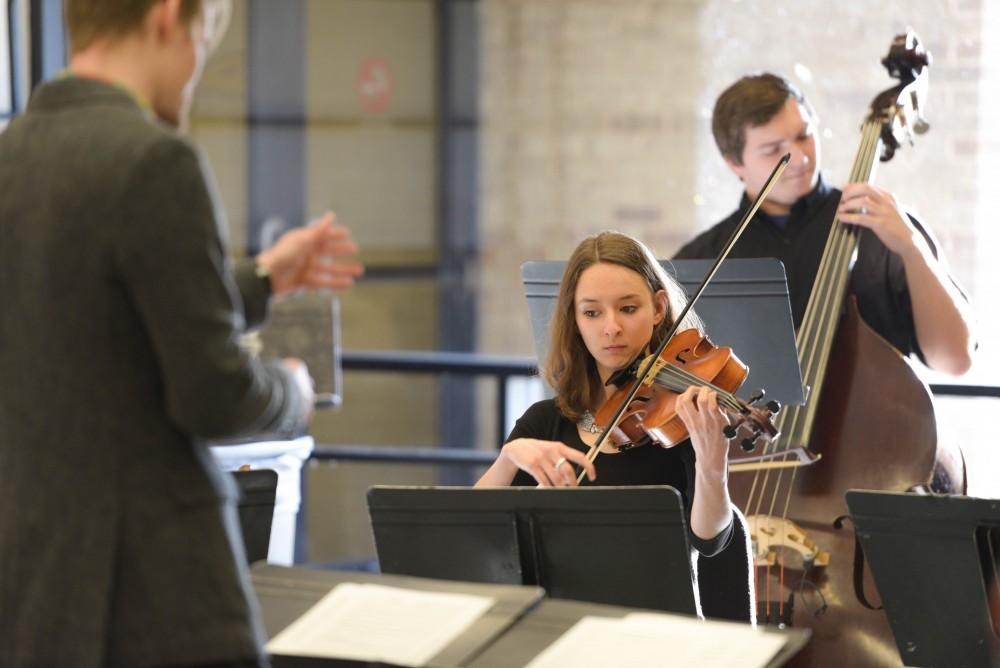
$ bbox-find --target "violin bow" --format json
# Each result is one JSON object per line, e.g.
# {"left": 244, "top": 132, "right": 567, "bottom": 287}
{"left": 577, "top": 152, "right": 791, "bottom": 483}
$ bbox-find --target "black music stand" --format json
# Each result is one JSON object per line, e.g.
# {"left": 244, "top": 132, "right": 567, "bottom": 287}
{"left": 368, "top": 485, "right": 699, "bottom": 615}
{"left": 232, "top": 468, "right": 278, "bottom": 564}
{"left": 522, "top": 258, "right": 804, "bottom": 406}
{"left": 846, "top": 490, "right": 1000, "bottom": 668}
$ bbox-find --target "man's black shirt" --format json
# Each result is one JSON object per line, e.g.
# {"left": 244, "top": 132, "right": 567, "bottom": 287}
{"left": 673, "top": 176, "right": 955, "bottom": 362}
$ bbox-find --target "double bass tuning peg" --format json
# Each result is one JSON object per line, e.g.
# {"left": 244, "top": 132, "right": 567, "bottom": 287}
{"left": 909, "top": 91, "right": 930, "bottom": 135}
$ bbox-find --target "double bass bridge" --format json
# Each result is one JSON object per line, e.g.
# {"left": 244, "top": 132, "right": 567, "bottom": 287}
{"left": 729, "top": 446, "right": 821, "bottom": 473}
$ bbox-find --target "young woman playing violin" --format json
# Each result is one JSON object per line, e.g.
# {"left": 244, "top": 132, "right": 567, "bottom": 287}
{"left": 476, "top": 231, "right": 737, "bottom": 556}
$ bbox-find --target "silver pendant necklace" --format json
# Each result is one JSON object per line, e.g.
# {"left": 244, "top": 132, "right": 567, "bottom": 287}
{"left": 578, "top": 410, "right": 604, "bottom": 434}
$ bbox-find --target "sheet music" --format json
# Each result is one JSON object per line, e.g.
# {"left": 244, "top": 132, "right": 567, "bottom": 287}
{"left": 525, "top": 613, "right": 788, "bottom": 668}
{"left": 266, "top": 582, "right": 495, "bottom": 666}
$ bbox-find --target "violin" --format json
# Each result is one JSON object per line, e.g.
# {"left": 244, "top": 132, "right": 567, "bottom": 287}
{"left": 594, "top": 328, "right": 780, "bottom": 452}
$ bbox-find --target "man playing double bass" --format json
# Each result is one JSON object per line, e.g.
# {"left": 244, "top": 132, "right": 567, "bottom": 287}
{"left": 675, "top": 73, "right": 975, "bottom": 371}
{"left": 672, "top": 72, "right": 977, "bottom": 665}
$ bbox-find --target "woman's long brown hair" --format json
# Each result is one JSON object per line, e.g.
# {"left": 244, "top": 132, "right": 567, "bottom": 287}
{"left": 545, "top": 231, "right": 701, "bottom": 420}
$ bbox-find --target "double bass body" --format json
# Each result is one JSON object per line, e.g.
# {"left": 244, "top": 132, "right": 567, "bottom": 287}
{"left": 728, "top": 298, "right": 964, "bottom": 667}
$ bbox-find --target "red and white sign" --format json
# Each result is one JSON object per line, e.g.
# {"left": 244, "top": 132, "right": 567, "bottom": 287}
{"left": 356, "top": 58, "right": 394, "bottom": 114}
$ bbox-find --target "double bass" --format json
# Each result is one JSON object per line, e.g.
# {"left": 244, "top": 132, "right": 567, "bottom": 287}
{"left": 722, "top": 32, "right": 966, "bottom": 667}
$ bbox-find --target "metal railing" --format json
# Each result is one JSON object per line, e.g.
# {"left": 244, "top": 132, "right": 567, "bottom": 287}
{"left": 928, "top": 383, "right": 1000, "bottom": 398}
{"left": 311, "top": 443, "right": 496, "bottom": 467}
{"left": 316, "top": 350, "right": 1000, "bottom": 467}
{"left": 341, "top": 349, "right": 537, "bottom": 448}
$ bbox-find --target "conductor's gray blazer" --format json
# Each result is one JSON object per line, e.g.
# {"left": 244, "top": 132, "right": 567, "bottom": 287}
{"left": 0, "top": 77, "right": 307, "bottom": 667}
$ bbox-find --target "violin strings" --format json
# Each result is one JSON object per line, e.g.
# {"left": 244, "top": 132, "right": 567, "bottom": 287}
{"left": 653, "top": 365, "right": 744, "bottom": 412}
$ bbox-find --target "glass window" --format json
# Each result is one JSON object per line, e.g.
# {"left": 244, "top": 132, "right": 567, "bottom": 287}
{"left": 1, "top": 2, "right": 12, "bottom": 123}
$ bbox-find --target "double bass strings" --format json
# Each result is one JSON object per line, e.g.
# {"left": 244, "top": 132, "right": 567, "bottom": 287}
{"left": 743, "top": 112, "right": 888, "bottom": 575}
{"left": 769, "top": 119, "right": 883, "bottom": 525}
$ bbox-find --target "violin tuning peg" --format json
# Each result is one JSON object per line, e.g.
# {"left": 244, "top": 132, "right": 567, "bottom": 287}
{"left": 723, "top": 425, "right": 738, "bottom": 439}
{"left": 740, "top": 437, "right": 756, "bottom": 452}
{"left": 748, "top": 389, "right": 765, "bottom": 404}
{"left": 766, "top": 400, "right": 781, "bottom": 414}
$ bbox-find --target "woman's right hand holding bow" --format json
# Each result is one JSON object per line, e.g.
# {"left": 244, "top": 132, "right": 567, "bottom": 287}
{"left": 476, "top": 439, "right": 597, "bottom": 487}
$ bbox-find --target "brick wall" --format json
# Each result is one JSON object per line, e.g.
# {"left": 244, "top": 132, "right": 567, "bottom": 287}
{"left": 480, "top": 0, "right": 987, "bottom": 355}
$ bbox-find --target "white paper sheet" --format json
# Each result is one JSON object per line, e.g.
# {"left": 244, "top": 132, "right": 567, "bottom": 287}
{"left": 265, "top": 582, "right": 496, "bottom": 667}
{"left": 525, "top": 613, "right": 789, "bottom": 668}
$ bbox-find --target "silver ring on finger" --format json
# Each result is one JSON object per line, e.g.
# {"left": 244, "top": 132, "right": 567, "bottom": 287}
{"left": 554, "top": 457, "right": 568, "bottom": 470}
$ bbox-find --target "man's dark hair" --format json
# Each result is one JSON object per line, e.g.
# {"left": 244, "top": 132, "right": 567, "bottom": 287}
{"left": 712, "top": 73, "right": 815, "bottom": 165}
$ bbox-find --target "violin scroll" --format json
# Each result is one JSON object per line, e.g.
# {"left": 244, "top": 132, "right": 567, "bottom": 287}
{"left": 727, "top": 389, "right": 781, "bottom": 453}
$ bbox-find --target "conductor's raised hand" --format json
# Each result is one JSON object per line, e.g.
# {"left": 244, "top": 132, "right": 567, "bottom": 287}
{"left": 256, "top": 212, "right": 364, "bottom": 297}
{"left": 499, "top": 438, "right": 597, "bottom": 487}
